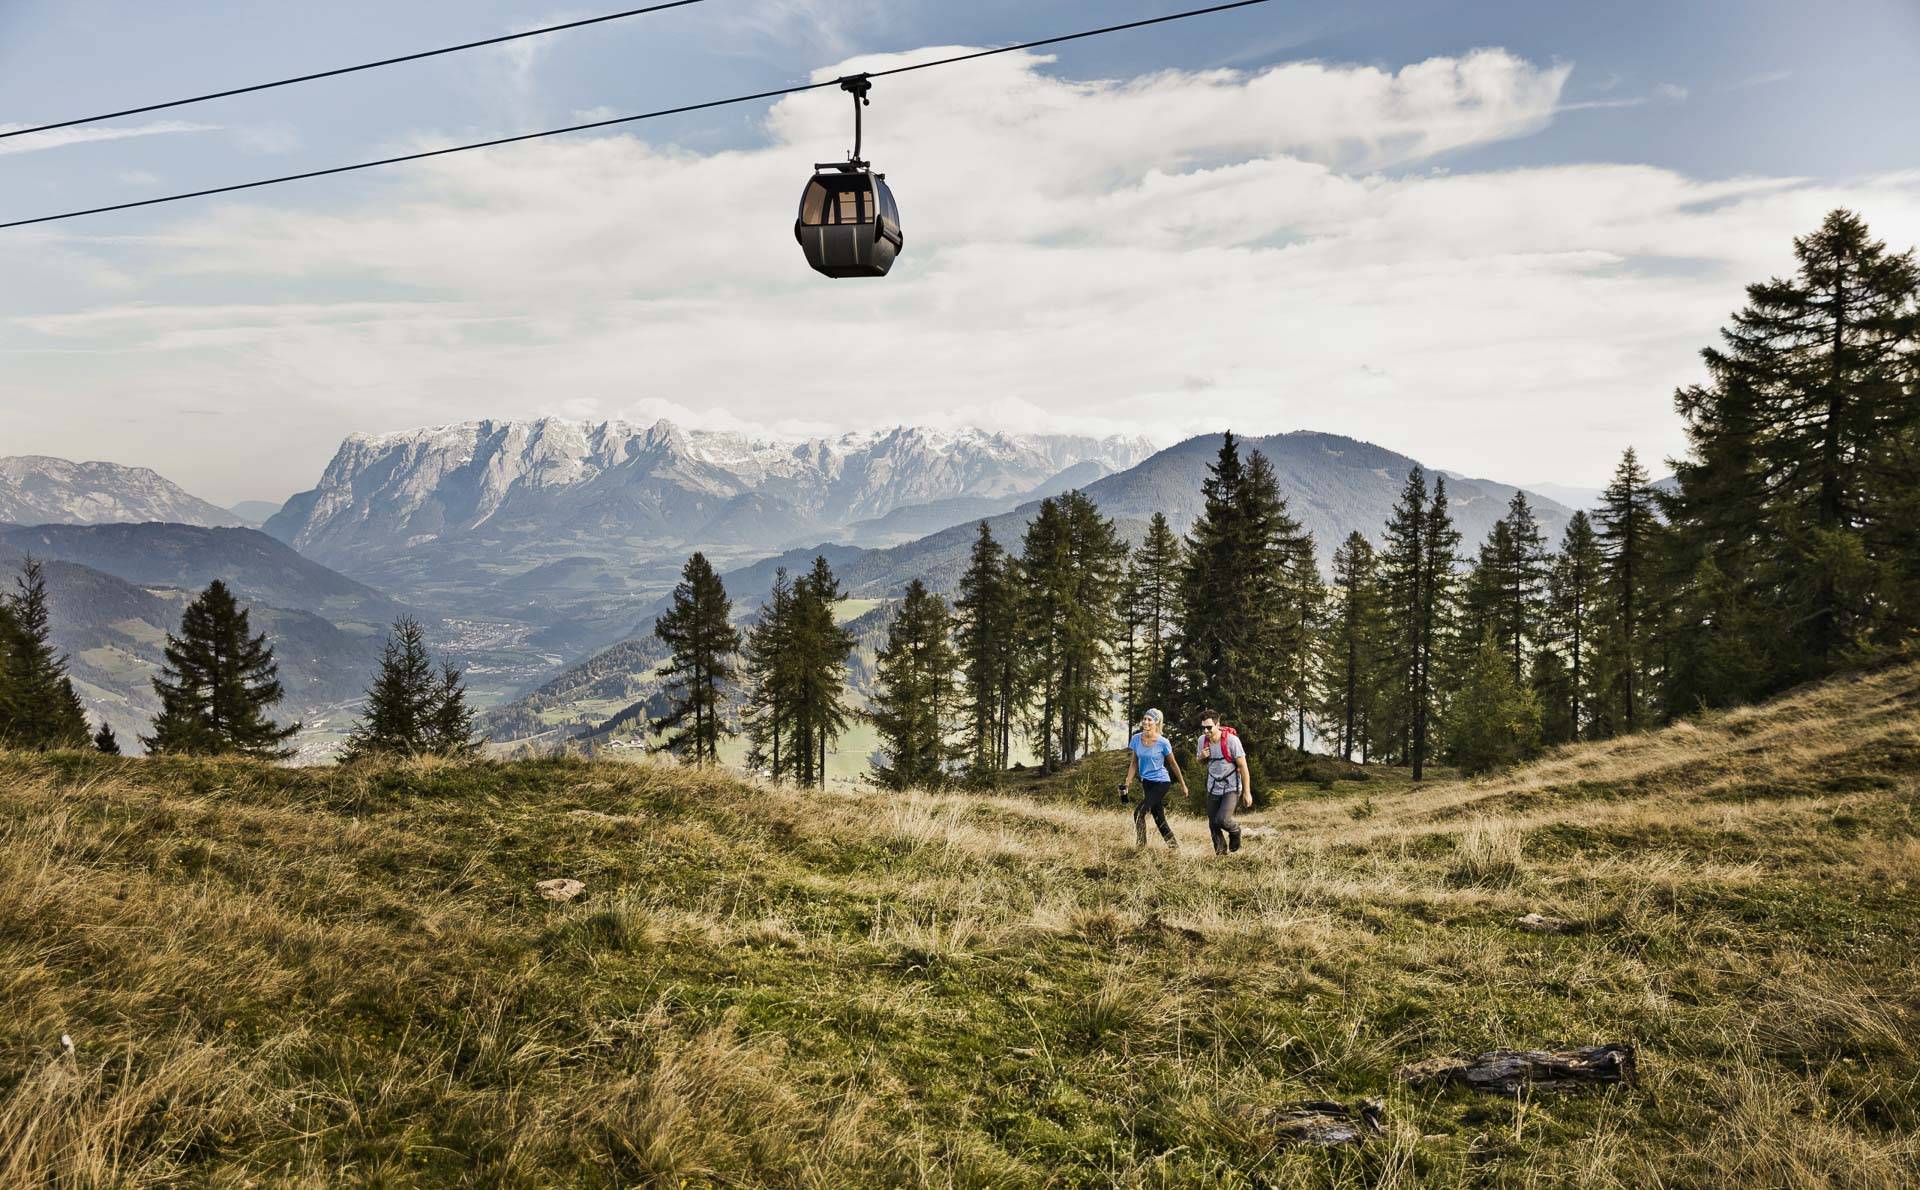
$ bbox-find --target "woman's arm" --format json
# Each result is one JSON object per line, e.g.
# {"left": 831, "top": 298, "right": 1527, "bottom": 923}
{"left": 1166, "top": 747, "right": 1188, "bottom": 796}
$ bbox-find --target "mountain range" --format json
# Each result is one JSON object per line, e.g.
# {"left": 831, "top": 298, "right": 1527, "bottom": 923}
{"left": 267, "top": 418, "right": 1155, "bottom": 559}
{"left": 0, "top": 455, "right": 243, "bottom": 528}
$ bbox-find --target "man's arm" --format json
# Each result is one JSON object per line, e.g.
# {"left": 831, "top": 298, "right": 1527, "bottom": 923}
{"left": 1236, "top": 749, "right": 1253, "bottom": 808}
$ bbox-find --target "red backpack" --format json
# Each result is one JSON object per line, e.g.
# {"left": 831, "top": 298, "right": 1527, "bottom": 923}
{"left": 1197, "top": 725, "right": 1240, "bottom": 763}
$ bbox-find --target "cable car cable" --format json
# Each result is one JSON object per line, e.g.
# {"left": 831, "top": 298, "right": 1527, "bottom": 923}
{"left": 0, "top": 0, "right": 712, "bottom": 142}
{"left": 0, "top": 0, "right": 1275, "bottom": 232}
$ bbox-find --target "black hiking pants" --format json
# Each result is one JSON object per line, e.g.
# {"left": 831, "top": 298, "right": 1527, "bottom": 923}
{"left": 1134, "top": 779, "right": 1175, "bottom": 847}
{"left": 1207, "top": 784, "right": 1242, "bottom": 855}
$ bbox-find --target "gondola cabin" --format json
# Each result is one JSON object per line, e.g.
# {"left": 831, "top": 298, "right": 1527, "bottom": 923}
{"left": 795, "top": 165, "right": 902, "bottom": 278}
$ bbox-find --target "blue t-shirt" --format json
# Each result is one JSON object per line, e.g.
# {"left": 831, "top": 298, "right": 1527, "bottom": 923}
{"left": 1129, "top": 733, "right": 1174, "bottom": 782}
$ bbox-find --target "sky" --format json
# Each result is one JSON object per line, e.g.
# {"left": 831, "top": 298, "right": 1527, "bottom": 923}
{"left": 3, "top": 0, "right": 1919, "bottom": 506}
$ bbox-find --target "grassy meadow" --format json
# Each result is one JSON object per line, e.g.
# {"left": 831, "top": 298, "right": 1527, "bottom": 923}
{"left": 1, "top": 663, "right": 1916, "bottom": 1185}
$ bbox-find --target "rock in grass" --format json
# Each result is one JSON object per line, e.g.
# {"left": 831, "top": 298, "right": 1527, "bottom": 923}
{"left": 535, "top": 878, "right": 586, "bottom": 903}
{"left": 1396, "top": 1044, "right": 1636, "bottom": 1094}
{"left": 1238, "top": 1099, "right": 1385, "bottom": 1147}
{"left": 1516, "top": 912, "right": 1575, "bottom": 934}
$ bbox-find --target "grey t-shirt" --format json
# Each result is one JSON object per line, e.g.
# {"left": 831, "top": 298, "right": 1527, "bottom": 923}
{"left": 1197, "top": 732, "right": 1245, "bottom": 794}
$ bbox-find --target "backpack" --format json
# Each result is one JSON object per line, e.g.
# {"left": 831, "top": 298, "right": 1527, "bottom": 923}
{"left": 1197, "top": 725, "right": 1240, "bottom": 763}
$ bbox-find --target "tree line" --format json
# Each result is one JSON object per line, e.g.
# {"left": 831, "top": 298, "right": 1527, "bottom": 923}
{"left": 0, "top": 568, "right": 480, "bottom": 763}
{"left": 651, "top": 209, "right": 1919, "bottom": 787}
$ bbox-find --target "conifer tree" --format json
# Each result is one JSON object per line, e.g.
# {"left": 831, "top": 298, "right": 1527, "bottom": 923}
{"left": 1018, "top": 493, "right": 1125, "bottom": 771}
{"left": 1131, "top": 512, "right": 1181, "bottom": 717}
{"left": 954, "top": 524, "right": 1022, "bottom": 783}
{"left": 742, "top": 568, "right": 798, "bottom": 779}
{"left": 869, "top": 579, "right": 961, "bottom": 790}
{"left": 142, "top": 580, "right": 299, "bottom": 758}
{"left": 1319, "top": 531, "right": 1383, "bottom": 762}
{"left": 1173, "top": 434, "right": 1248, "bottom": 729}
{"left": 1376, "top": 468, "right": 1427, "bottom": 766}
{"left": 1419, "top": 476, "right": 1463, "bottom": 770}
{"left": 650, "top": 552, "right": 741, "bottom": 767}
{"left": 1541, "top": 511, "right": 1605, "bottom": 742}
{"left": 789, "top": 556, "right": 857, "bottom": 787}
{"left": 1668, "top": 208, "right": 1920, "bottom": 680}
{"left": 1447, "top": 631, "right": 1541, "bottom": 776}
{"left": 0, "top": 559, "right": 92, "bottom": 750}
{"left": 1376, "top": 467, "right": 1458, "bottom": 780}
{"left": 341, "top": 617, "right": 437, "bottom": 761}
{"left": 1596, "top": 449, "right": 1659, "bottom": 734}
{"left": 93, "top": 722, "right": 121, "bottom": 755}
{"left": 424, "top": 661, "right": 482, "bottom": 758}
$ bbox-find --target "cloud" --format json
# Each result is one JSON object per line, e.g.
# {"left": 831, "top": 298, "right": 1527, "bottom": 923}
{"left": 0, "top": 119, "right": 217, "bottom": 156}
{"left": 10, "top": 46, "right": 1920, "bottom": 499}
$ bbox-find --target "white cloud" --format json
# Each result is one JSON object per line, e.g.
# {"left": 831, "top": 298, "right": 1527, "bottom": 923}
{"left": 0, "top": 119, "right": 217, "bottom": 156}
{"left": 9, "top": 46, "right": 1920, "bottom": 502}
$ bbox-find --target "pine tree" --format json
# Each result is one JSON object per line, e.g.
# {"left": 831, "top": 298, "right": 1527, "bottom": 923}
{"left": 651, "top": 552, "right": 742, "bottom": 767}
{"left": 1419, "top": 476, "right": 1463, "bottom": 773}
{"left": 341, "top": 617, "right": 437, "bottom": 761}
{"left": 1132, "top": 512, "right": 1181, "bottom": 717}
{"left": 1596, "top": 449, "right": 1659, "bottom": 734}
{"left": 953, "top": 525, "right": 1022, "bottom": 783}
{"left": 1541, "top": 511, "right": 1605, "bottom": 742}
{"left": 0, "top": 559, "right": 92, "bottom": 751}
{"left": 1320, "top": 532, "right": 1383, "bottom": 762}
{"left": 93, "top": 722, "right": 121, "bottom": 755}
{"left": 741, "top": 568, "right": 797, "bottom": 779}
{"left": 1376, "top": 467, "right": 1458, "bottom": 780}
{"left": 142, "top": 580, "right": 300, "bottom": 758}
{"left": 1448, "top": 631, "right": 1541, "bottom": 776}
{"left": 1172, "top": 434, "right": 1248, "bottom": 729}
{"left": 425, "top": 661, "right": 482, "bottom": 757}
{"left": 1376, "top": 468, "right": 1427, "bottom": 766}
{"left": 1668, "top": 208, "right": 1920, "bottom": 679}
{"left": 788, "top": 556, "right": 857, "bottom": 788}
{"left": 869, "top": 579, "right": 961, "bottom": 790}
{"left": 1018, "top": 493, "right": 1126, "bottom": 772}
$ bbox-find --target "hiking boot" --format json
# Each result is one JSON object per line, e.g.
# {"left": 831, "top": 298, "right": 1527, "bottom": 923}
{"left": 1228, "top": 832, "right": 1242, "bottom": 853}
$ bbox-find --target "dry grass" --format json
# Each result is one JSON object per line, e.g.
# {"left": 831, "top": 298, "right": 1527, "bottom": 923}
{"left": 1, "top": 663, "right": 1917, "bottom": 1185}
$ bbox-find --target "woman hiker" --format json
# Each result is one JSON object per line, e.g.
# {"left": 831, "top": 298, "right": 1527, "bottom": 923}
{"left": 1196, "top": 709, "right": 1252, "bottom": 855}
{"left": 1123, "top": 708, "right": 1188, "bottom": 849}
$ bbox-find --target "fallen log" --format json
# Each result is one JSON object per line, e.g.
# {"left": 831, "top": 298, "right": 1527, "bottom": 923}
{"left": 1237, "top": 1099, "right": 1385, "bottom": 1147}
{"left": 1396, "top": 1044, "right": 1636, "bottom": 1094}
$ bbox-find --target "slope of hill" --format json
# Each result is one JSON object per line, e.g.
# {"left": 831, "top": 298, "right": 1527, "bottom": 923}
{"left": 0, "top": 522, "right": 407, "bottom": 630}
{"left": 0, "top": 455, "right": 243, "bottom": 528}
{"left": 3, "top": 664, "right": 1914, "bottom": 1183}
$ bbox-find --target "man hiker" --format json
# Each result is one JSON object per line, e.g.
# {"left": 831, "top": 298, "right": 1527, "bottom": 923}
{"left": 1124, "top": 708, "right": 1188, "bottom": 849}
{"left": 1197, "top": 710, "right": 1251, "bottom": 855}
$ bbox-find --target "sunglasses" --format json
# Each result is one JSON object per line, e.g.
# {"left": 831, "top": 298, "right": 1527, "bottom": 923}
{"left": 1199, "top": 723, "right": 1218, "bottom": 732}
